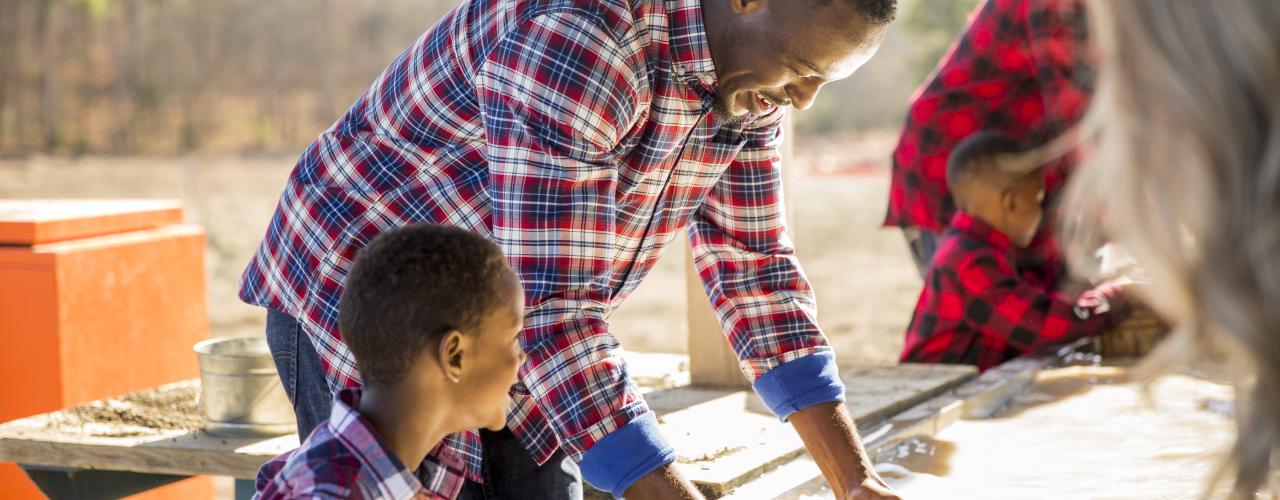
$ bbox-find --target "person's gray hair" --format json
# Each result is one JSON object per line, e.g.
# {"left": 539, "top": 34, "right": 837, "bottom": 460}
{"left": 1065, "top": 0, "right": 1280, "bottom": 496}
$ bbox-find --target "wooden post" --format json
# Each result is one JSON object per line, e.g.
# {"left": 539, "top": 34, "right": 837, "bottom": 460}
{"left": 687, "top": 113, "right": 796, "bottom": 388}
{"left": 684, "top": 239, "right": 748, "bottom": 388}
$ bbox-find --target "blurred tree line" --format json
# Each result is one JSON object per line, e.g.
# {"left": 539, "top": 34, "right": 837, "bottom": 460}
{"left": 0, "top": 0, "right": 452, "bottom": 155}
{"left": 0, "top": 0, "right": 979, "bottom": 156}
{"left": 797, "top": 0, "right": 980, "bottom": 136}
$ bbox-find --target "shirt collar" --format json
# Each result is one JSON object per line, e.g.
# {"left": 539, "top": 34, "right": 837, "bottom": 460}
{"left": 328, "top": 387, "right": 425, "bottom": 499}
{"left": 666, "top": 0, "right": 718, "bottom": 96}
{"left": 950, "top": 211, "right": 1014, "bottom": 253}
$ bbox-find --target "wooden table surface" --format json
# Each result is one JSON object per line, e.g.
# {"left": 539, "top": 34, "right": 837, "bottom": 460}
{"left": 0, "top": 358, "right": 976, "bottom": 494}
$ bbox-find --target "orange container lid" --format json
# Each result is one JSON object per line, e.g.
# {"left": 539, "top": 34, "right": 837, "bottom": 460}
{"left": 0, "top": 199, "right": 185, "bottom": 245}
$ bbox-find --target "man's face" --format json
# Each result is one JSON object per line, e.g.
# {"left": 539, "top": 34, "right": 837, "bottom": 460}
{"left": 706, "top": 0, "right": 885, "bottom": 124}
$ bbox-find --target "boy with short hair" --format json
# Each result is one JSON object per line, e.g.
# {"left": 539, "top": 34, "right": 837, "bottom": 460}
{"left": 256, "top": 223, "right": 525, "bottom": 499}
{"left": 899, "top": 131, "right": 1129, "bottom": 372}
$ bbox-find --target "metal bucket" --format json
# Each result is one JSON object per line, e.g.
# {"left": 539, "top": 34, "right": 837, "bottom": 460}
{"left": 193, "top": 336, "right": 295, "bottom": 436}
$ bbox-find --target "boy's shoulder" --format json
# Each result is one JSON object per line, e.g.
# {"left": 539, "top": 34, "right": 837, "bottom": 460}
{"left": 932, "top": 227, "right": 1010, "bottom": 274}
{"left": 257, "top": 425, "right": 371, "bottom": 498}
{"left": 257, "top": 388, "right": 420, "bottom": 499}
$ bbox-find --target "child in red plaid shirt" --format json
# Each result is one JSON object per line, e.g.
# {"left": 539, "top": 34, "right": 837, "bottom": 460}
{"left": 255, "top": 224, "right": 526, "bottom": 499}
{"left": 900, "top": 131, "right": 1130, "bottom": 372}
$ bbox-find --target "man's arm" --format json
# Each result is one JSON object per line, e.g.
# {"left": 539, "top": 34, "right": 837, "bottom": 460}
{"left": 791, "top": 402, "right": 899, "bottom": 499}
{"left": 686, "top": 109, "right": 897, "bottom": 499}
{"left": 625, "top": 463, "right": 702, "bottom": 499}
{"left": 476, "top": 11, "right": 698, "bottom": 498}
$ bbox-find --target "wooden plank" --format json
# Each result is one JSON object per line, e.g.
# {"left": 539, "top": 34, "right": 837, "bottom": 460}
{"left": 0, "top": 379, "right": 298, "bottom": 480}
{"left": 720, "top": 348, "right": 1078, "bottom": 499}
{"left": 651, "top": 363, "right": 977, "bottom": 497}
{"left": 0, "top": 354, "right": 975, "bottom": 494}
{"left": 0, "top": 353, "right": 683, "bottom": 483}
{"left": 0, "top": 414, "right": 297, "bottom": 479}
{"left": 684, "top": 239, "right": 751, "bottom": 389}
{"left": 843, "top": 364, "right": 976, "bottom": 425}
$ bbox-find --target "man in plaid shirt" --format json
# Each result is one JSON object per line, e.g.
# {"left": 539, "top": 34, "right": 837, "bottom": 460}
{"left": 241, "top": 0, "right": 901, "bottom": 497}
{"left": 885, "top": 0, "right": 1093, "bottom": 285}
{"left": 899, "top": 132, "right": 1129, "bottom": 372}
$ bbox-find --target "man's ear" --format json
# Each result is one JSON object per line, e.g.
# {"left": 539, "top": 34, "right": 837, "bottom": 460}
{"left": 730, "top": 0, "right": 766, "bottom": 15}
{"left": 437, "top": 330, "right": 465, "bottom": 383}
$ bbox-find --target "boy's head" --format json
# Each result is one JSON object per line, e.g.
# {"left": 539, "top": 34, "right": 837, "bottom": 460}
{"left": 339, "top": 223, "right": 524, "bottom": 431}
{"left": 947, "top": 131, "right": 1045, "bottom": 247}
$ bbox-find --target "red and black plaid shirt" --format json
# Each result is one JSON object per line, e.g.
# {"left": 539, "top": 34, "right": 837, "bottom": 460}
{"left": 900, "top": 212, "right": 1127, "bottom": 372}
{"left": 885, "top": 0, "right": 1093, "bottom": 285}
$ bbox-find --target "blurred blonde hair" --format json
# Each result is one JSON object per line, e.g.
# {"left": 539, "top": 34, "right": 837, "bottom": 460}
{"left": 1063, "top": 0, "right": 1280, "bottom": 497}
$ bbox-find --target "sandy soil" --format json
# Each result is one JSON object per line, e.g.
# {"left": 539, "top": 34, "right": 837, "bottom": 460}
{"left": 45, "top": 381, "right": 204, "bottom": 437}
{"left": 0, "top": 131, "right": 918, "bottom": 369}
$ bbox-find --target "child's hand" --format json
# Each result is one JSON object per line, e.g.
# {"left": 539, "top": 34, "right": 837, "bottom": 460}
{"left": 1077, "top": 280, "right": 1132, "bottom": 316}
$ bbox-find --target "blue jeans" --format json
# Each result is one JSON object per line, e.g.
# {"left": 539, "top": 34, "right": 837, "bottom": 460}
{"left": 264, "top": 308, "right": 332, "bottom": 437}
{"left": 902, "top": 227, "right": 942, "bottom": 279}
{"left": 263, "top": 309, "right": 582, "bottom": 499}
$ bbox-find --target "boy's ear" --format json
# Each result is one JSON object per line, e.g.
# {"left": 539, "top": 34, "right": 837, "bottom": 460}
{"left": 438, "top": 330, "right": 465, "bottom": 383}
{"left": 1001, "top": 187, "right": 1018, "bottom": 213}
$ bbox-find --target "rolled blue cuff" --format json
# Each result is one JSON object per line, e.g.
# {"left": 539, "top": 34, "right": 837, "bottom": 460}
{"left": 578, "top": 412, "right": 676, "bottom": 497}
{"left": 752, "top": 351, "right": 846, "bottom": 421}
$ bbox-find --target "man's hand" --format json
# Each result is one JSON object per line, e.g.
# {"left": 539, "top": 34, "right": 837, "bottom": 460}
{"left": 789, "top": 402, "right": 902, "bottom": 500}
{"left": 623, "top": 462, "right": 703, "bottom": 500}
{"left": 848, "top": 478, "right": 902, "bottom": 500}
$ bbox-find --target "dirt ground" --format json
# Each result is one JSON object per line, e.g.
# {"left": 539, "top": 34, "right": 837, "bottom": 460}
{"left": 44, "top": 382, "right": 204, "bottom": 437}
{"left": 0, "top": 130, "right": 918, "bottom": 369}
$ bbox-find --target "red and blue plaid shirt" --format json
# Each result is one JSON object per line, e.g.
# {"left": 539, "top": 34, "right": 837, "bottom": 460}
{"left": 241, "top": 0, "right": 842, "bottom": 496}
{"left": 255, "top": 388, "right": 436, "bottom": 499}
{"left": 900, "top": 212, "right": 1128, "bottom": 372}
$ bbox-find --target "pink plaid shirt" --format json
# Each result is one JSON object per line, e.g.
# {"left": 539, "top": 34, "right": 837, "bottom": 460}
{"left": 256, "top": 388, "right": 439, "bottom": 499}
{"left": 241, "top": 0, "right": 842, "bottom": 495}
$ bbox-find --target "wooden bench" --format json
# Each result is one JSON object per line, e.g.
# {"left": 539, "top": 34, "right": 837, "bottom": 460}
{"left": 0, "top": 379, "right": 294, "bottom": 499}
{"left": 649, "top": 363, "right": 974, "bottom": 497}
{"left": 0, "top": 353, "right": 978, "bottom": 499}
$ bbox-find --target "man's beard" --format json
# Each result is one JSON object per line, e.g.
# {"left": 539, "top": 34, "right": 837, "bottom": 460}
{"left": 710, "top": 92, "right": 750, "bottom": 127}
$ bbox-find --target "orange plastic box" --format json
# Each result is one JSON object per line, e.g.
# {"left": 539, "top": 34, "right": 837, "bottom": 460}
{"left": 0, "top": 200, "right": 212, "bottom": 499}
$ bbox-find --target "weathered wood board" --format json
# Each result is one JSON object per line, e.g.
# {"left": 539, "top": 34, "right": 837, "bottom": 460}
{"left": 0, "top": 353, "right": 688, "bottom": 482}
{"left": 0, "top": 415, "right": 297, "bottom": 479}
{"left": 720, "top": 348, "right": 1076, "bottom": 499}
{"left": 0, "top": 354, "right": 975, "bottom": 497}
{"left": 648, "top": 363, "right": 976, "bottom": 497}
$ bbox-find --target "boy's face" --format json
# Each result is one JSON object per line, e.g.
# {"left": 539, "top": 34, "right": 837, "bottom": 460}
{"left": 458, "top": 275, "right": 526, "bottom": 431}
{"left": 1004, "top": 172, "right": 1045, "bottom": 247}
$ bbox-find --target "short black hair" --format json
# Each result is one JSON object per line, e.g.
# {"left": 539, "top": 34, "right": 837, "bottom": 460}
{"left": 946, "top": 131, "right": 1027, "bottom": 192}
{"left": 339, "top": 223, "right": 516, "bottom": 389}
{"left": 811, "top": 0, "right": 898, "bottom": 26}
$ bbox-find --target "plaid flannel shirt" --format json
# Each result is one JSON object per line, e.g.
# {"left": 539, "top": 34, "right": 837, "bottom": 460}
{"left": 885, "top": 0, "right": 1093, "bottom": 286}
{"left": 255, "top": 388, "right": 437, "bottom": 500}
{"left": 900, "top": 212, "right": 1128, "bottom": 372}
{"left": 240, "top": 0, "right": 843, "bottom": 496}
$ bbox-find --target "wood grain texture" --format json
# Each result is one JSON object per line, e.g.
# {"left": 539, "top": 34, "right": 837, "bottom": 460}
{"left": 0, "top": 414, "right": 297, "bottom": 479}
{"left": 656, "top": 363, "right": 976, "bottom": 496}
{"left": 2, "top": 356, "right": 977, "bottom": 493}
